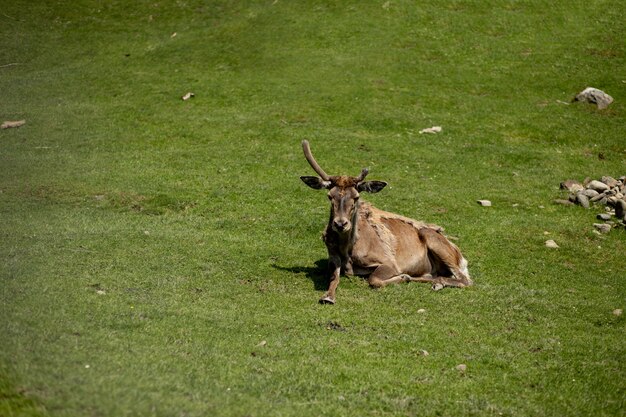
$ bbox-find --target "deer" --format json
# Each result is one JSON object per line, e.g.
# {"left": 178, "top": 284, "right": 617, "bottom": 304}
{"left": 300, "top": 140, "right": 472, "bottom": 304}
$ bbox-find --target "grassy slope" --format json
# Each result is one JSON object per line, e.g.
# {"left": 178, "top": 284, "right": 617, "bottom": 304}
{"left": 1, "top": 1, "right": 624, "bottom": 416}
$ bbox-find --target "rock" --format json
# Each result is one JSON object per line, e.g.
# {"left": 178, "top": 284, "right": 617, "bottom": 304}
{"left": 590, "top": 192, "right": 608, "bottom": 203}
{"left": 560, "top": 180, "right": 583, "bottom": 193}
{"left": 601, "top": 176, "right": 618, "bottom": 188}
{"left": 477, "top": 200, "right": 492, "bottom": 207}
{"left": 607, "top": 197, "right": 626, "bottom": 221}
{"left": 545, "top": 240, "right": 559, "bottom": 248}
{"left": 417, "top": 308, "right": 426, "bottom": 314}
{"left": 597, "top": 213, "right": 612, "bottom": 221}
{"left": 1, "top": 120, "right": 26, "bottom": 129}
{"left": 576, "top": 193, "right": 590, "bottom": 209}
{"left": 593, "top": 223, "right": 611, "bottom": 233}
{"left": 554, "top": 199, "right": 575, "bottom": 206}
{"left": 587, "top": 180, "right": 609, "bottom": 193}
{"left": 456, "top": 364, "right": 467, "bottom": 372}
{"left": 613, "top": 309, "right": 623, "bottom": 316}
{"left": 419, "top": 349, "right": 429, "bottom": 356}
{"left": 580, "top": 189, "right": 600, "bottom": 198}
{"left": 574, "top": 87, "right": 614, "bottom": 109}
{"left": 419, "top": 126, "right": 442, "bottom": 134}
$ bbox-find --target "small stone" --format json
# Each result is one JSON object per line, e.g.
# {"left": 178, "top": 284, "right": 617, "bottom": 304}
{"left": 456, "top": 364, "right": 467, "bottom": 372}
{"left": 574, "top": 87, "right": 614, "bottom": 109}
{"left": 590, "top": 192, "right": 608, "bottom": 203}
{"left": 576, "top": 193, "right": 590, "bottom": 209}
{"left": 587, "top": 180, "right": 609, "bottom": 193}
{"left": 419, "top": 349, "right": 430, "bottom": 356}
{"left": 419, "top": 126, "right": 442, "bottom": 134}
{"left": 417, "top": 308, "right": 426, "bottom": 314}
{"left": 597, "top": 213, "right": 612, "bottom": 221}
{"left": 545, "top": 240, "right": 559, "bottom": 248}
{"left": 96, "top": 290, "right": 106, "bottom": 295}
{"left": 257, "top": 340, "right": 267, "bottom": 347}
{"left": 477, "top": 200, "right": 492, "bottom": 207}
{"left": 580, "top": 189, "right": 599, "bottom": 199}
{"left": 601, "top": 176, "right": 618, "bottom": 188}
{"left": 554, "top": 199, "right": 575, "bottom": 206}
{"left": 181, "top": 92, "right": 195, "bottom": 101}
{"left": 613, "top": 309, "right": 623, "bottom": 316}
{"left": 560, "top": 180, "right": 583, "bottom": 193}
{"left": 1, "top": 120, "right": 26, "bottom": 129}
{"left": 593, "top": 223, "right": 611, "bottom": 234}
{"left": 607, "top": 197, "right": 626, "bottom": 221}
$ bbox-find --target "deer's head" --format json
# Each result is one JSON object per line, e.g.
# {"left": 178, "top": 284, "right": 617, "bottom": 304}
{"left": 300, "top": 140, "right": 387, "bottom": 233}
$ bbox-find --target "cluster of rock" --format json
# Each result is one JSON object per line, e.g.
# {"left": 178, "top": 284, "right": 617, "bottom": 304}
{"left": 557, "top": 176, "right": 626, "bottom": 232}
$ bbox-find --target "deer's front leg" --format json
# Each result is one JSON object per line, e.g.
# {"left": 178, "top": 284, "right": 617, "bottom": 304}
{"left": 320, "top": 256, "right": 341, "bottom": 304}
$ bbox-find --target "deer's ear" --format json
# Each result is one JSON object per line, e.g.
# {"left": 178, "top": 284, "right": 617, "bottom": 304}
{"left": 301, "top": 176, "right": 332, "bottom": 190}
{"left": 357, "top": 181, "right": 387, "bottom": 193}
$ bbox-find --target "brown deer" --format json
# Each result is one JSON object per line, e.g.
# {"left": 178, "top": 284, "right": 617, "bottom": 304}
{"left": 300, "top": 140, "right": 472, "bottom": 304}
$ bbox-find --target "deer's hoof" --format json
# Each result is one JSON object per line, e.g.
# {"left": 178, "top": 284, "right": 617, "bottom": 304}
{"left": 319, "top": 296, "right": 336, "bottom": 305}
{"left": 431, "top": 283, "right": 444, "bottom": 291}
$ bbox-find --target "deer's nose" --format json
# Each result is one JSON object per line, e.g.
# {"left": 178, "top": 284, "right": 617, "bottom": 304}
{"left": 333, "top": 219, "right": 349, "bottom": 231}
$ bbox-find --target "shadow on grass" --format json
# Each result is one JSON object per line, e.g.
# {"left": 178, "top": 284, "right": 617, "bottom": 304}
{"left": 272, "top": 259, "right": 328, "bottom": 291}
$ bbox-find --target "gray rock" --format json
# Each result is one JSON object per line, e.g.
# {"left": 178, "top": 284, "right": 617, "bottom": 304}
{"left": 597, "top": 213, "right": 612, "bottom": 221}
{"left": 574, "top": 87, "right": 614, "bottom": 109}
{"left": 608, "top": 197, "right": 626, "bottom": 221}
{"left": 587, "top": 180, "right": 609, "bottom": 192}
{"left": 560, "top": 180, "right": 584, "bottom": 193}
{"left": 576, "top": 193, "right": 590, "bottom": 208}
{"left": 477, "top": 200, "right": 492, "bottom": 207}
{"left": 593, "top": 223, "right": 611, "bottom": 234}
{"left": 581, "top": 189, "right": 600, "bottom": 198}
{"left": 601, "top": 176, "right": 618, "bottom": 188}
{"left": 590, "top": 192, "right": 608, "bottom": 202}
{"left": 554, "top": 199, "right": 575, "bottom": 206}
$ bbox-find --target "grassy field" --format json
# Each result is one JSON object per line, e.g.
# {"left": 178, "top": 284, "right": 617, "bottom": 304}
{"left": 1, "top": 0, "right": 625, "bottom": 416}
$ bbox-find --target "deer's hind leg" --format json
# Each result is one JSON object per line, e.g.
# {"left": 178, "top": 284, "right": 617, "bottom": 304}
{"left": 367, "top": 265, "right": 436, "bottom": 288}
{"left": 367, "top": 264, "right": 408, "bottom": 288}
{"left": 418, "top": 228, "right": 473, "bottom": 290}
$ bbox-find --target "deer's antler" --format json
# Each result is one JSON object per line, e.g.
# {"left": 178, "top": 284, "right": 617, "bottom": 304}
{"left": 302, "top": 140, "right": 330, "bottom": 181}
{"left": 356, "top": 168, "right": 369, "bottom": 182}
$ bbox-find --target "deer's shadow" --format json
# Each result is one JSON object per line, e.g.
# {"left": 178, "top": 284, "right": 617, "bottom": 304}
{"left": 272, "top": 259, "right": 329, "bottom": 291}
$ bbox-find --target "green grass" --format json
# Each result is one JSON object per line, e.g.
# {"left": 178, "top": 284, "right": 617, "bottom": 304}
{"left": 1, "top": 0, "right": 625, "bottom": 416}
